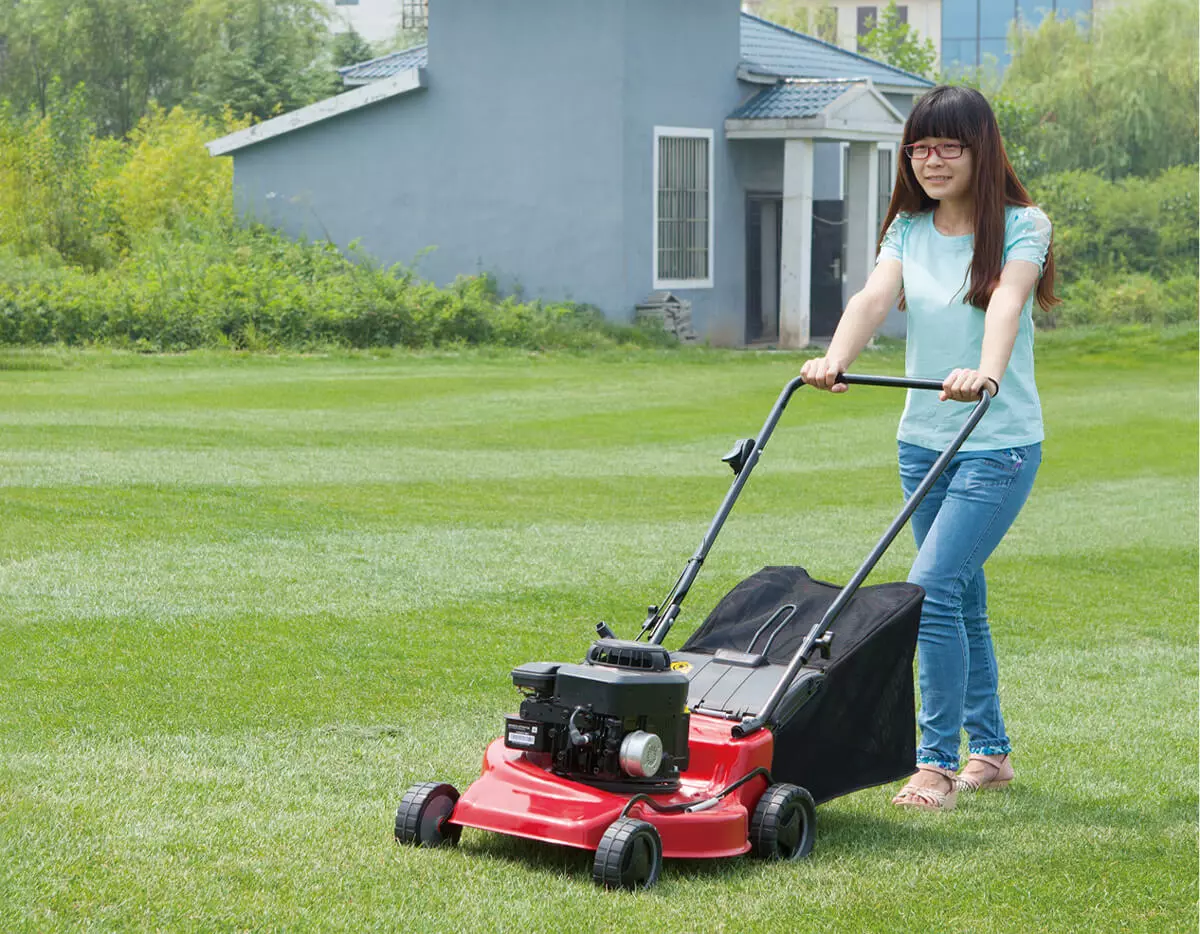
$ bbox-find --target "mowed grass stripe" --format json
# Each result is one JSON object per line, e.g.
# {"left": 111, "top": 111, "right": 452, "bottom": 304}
{"left": 0, "top": 476, "right": 1192, "bottom": 625}
{"left": 0, "top": 335, "right": 1195, "bottom": 932}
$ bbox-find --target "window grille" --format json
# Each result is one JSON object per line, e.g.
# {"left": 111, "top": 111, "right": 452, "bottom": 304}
{"left": 656, "top": 134, "right": 710, "bottom": 283}
{"left": 400, "top": 0, "right": 428, "bottom": 31}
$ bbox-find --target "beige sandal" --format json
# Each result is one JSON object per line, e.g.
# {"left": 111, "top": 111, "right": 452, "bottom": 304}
{"left": 955, "top": 753, "right": 1014, "bottom": 792}
{"left": 892, "top": 764, "right": 958, "bottom": 811}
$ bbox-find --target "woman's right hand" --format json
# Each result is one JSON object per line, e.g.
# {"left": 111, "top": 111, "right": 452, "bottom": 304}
{"left": 799, "top": 356, "right": 848, "bottom": 392}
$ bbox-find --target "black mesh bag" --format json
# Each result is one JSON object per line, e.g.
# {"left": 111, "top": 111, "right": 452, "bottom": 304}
{"left": 681, "top": 566, "right": 924, "bottom": 803}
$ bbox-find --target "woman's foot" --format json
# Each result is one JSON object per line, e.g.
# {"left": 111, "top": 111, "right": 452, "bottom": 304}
{"left": 955, "top": 753, "right": 1014, "bottom": 792}
{"left": 892, "top": 764, "right": 958, "bottom": 811}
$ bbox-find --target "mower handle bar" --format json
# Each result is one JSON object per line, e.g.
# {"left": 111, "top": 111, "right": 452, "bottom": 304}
{"left": 638, "top": 372, "right": 992, "bottom": 737}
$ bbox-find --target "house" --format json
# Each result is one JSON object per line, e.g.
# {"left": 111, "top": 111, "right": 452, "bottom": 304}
{"left": 207, "top": 2, "right": 933, "bottom": 347}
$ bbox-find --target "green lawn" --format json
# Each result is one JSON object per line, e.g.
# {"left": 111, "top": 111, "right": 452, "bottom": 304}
{"left": 1, "top": 330, "right": 1196, "bottom": 933}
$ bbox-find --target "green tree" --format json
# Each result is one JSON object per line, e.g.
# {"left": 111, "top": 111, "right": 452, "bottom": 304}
{"left": 1000, "top": 0, "right": 1198, "bottom": 179}
{"left": 329, "top": 26, "right": 374, "bottom": 70}
{"left": 0, "top": 0, "right": 193, "bottom": 136}
{"left": 858, "top": 1, "right": 937, "bottom": 78}
{"left": 755, "top": 2, "right": 836, "bottom": 43}
{"left": 185, "top": 0, "right": 332, "bottom": 123}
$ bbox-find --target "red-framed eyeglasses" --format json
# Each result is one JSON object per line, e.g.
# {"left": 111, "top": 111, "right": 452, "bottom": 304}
{"left": 903, "top": 142, "right": 968, "bottom": 160}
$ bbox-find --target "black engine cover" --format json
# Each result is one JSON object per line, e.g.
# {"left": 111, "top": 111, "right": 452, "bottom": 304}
{"left": 505, "top": 641, "right": 691, "bottom": 785}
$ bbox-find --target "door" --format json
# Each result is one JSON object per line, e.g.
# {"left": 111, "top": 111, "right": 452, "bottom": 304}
{"left": 745, "top": 194, "right": 782, "bottom": 343}
{"left": 810, "top": 200, "right": 845, "bottom": 339}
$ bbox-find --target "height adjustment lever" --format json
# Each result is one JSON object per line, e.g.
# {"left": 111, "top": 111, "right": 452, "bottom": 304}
{"left": 721, "top": 439, "right": 756, "bottom": 475}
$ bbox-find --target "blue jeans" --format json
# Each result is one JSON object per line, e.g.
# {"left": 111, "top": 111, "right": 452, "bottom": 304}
{"left": 898, "top": 440, "right": 1042, "bottom": 771}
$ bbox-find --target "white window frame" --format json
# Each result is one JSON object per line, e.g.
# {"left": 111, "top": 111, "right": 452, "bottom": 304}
{"left": 652, "top": 126, "right": 715, "bottom": 290}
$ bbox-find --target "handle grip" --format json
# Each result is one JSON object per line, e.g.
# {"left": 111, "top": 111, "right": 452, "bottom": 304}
{"left": 833, "top": 372, "right": 996, "bottom": 400}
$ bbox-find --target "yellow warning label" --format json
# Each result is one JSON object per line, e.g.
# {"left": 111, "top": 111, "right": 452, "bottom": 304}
{"left": 670, "top": 661, "right": 692, "bottom": 672}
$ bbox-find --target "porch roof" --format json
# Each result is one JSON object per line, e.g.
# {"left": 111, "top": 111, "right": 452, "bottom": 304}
{"left": 726, "top": 78, "right": 905, "bottom": 142}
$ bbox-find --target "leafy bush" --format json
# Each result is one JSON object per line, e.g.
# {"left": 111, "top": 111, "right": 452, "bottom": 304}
{"left": 1029, "top": 166, "right": 1198, "bottom": 328}
{"left": 0, "top": 226, "right": 674, "bottom": 351}
{"left": 1052, "top": 274, "right": 1198, "bottom": 328}
{"left": 1031, "top": 165, "right": 1198, "bottom": 283}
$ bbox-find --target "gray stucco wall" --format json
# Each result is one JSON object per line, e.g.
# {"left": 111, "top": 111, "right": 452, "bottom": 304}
{"left": 618, "top": 0, "right": 745, "bottom": 343}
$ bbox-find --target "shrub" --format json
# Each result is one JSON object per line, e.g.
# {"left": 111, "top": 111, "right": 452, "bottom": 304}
{"left": 1051, "top": 273, "right": 1198, "bottom": 328}
{"left": 0, "top": 226, "right": 676, "bottom": 351}
{"left": 1032, "top": 166, "right": 1198, "bottom": 283}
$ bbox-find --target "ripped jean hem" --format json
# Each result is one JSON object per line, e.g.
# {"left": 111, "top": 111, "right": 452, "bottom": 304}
{"left": 967, "top": 742, "right": 1012, "bottom": 756}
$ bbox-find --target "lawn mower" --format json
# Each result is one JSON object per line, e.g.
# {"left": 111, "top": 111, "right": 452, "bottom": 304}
{"left": 395, "top": 373, "right": 991, "bottom": 889}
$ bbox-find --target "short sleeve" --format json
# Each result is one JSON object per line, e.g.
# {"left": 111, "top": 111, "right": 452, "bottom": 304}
{"left": 1004, "top": 206, "right": 1052, "bottom": 272}
{"left": 876, "top": 212, "right": 911, "bottom": 264}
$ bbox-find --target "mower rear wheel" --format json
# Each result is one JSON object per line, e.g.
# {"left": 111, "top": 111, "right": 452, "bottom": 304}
{"left": 592, "top": 818, "right": 662, "bottom": 890}
{"left": 749, "top": 783, "right": 815, "bottom": 860}
{"left": 395, "top": 782, "right": 462, "bottom": 847}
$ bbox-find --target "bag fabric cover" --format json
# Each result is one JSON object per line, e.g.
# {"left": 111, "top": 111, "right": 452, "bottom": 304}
{"left": 681, "top": 566, "right": 924, "bottom": 803}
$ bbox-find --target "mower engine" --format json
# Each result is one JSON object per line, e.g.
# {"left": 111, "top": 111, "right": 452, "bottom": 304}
{"left": 504, "top": 639, "right": 690, "bottom": 788}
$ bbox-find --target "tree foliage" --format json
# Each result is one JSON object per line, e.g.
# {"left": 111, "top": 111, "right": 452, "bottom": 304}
{"left": 0, "top": 0, "right": 339, "bottom": 134}
{"left": 858, "top": 1, "right": 937, "bottom": 79}
{"left": 185, "top": 0, "right": 332, "bottom": 123}
{"left": 329, "top": 27, "right": 375, "bottom": 70}
{"left": 755, "top": 2, "right": 836, "bottom": 43}
{"left": 995, "top": 0, "right": 1198, "bottom": 179}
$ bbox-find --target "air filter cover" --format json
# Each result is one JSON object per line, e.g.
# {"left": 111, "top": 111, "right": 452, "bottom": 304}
{"left": 586, "top": 639, "right": 670, "bottom": 671}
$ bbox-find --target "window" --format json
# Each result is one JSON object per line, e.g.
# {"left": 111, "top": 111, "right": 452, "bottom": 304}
{"left": 1054, "top": 0, "right": 1092, "bottom": 18}
{"left": 856, "top": 6, "right": 876, "bottom": 49}
{"left": 980, "top": 2, "right": 1015, "bottom": 39}
{"left": 942, "top": 0, "right": 978, "bottom": 38}
{"left": 1016, "top": 0, "right": 1047, "bottom": 25}
{"left": 654, "top": 128, "right": 713, "bottom": 288}
{"left": 940, "top": 38, "right": 970, "bottom": 68}
{"left": 334, "top": 0, "right": 359, "bottom": 5}
{"left": 896, "top": 5, "right": 909, "bottom": 25}
{"left": 400, "top": 0, "right": 428, "bottom": 30}
{"left": 980, "top": 37, "right": 1009, "bottom": 67}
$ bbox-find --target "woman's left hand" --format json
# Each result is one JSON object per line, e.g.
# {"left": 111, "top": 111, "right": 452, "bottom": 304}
{"left": 940, "top": 368, "right": 999, "bottom": 402}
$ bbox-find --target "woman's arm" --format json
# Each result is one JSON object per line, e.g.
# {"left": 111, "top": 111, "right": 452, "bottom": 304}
{"left": 800, "top": 258, "right": 903, "bottom": 392}
{"left": 941, "top": 258, "right": 1041, "bottom": 401}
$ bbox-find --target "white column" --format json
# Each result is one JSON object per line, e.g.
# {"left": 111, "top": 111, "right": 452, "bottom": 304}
{"left": 844, "top": 140, "right": 880, "bottom": 306}
{"left": 779, "top": 138, "right": 814, "bottom": 350}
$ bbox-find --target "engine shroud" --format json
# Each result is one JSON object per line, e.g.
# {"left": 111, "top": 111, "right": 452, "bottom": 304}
{"left": 505, "top": 639, "right": 690, "bottom": 789}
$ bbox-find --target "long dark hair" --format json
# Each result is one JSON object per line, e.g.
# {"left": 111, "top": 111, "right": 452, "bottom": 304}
{"left": 878, "top": 85, "right": 1059, "bottom": 312}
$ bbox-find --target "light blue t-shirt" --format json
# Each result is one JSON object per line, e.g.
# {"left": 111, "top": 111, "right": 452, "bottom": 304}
{"left": 877, "top": 205, "right": 1052, "bottom": 452}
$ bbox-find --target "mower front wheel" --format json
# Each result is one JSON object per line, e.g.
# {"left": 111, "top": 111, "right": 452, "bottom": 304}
{"left": 592, "top": 818, "right": 662, "bottom": 890}
{"left": 395, "top": 782, "right": 462, "bottom": 847}
{"left": 749, "top": 782, "right": 816, "bottom": 860}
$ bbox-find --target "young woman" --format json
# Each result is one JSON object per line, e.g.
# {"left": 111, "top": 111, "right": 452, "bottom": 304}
{"left": 799, "top": 85, "right": 1056, "bottom": 812}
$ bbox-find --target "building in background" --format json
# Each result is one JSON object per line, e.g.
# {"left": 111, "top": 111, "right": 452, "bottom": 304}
{"left": 323, "top": 0, "right": 426, "bottom": 45}
{"left": 941, "top": 0, "right": 1095, "bottom": 71}
{"left": 208, "top": 5, "right": 933, "bottom": 348}
{"left": 743, "top": 1, "right": 1125, "bottom": 73}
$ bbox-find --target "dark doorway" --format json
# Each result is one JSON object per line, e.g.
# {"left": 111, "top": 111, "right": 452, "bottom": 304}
{"left": 811, "top": 200, "right": 845, "bottom": 339}
{"left": 745, "top": 196, "right": 846, "bottom": 344}
{"left": 745, "top": 194, "right": 782, "bottom": 343}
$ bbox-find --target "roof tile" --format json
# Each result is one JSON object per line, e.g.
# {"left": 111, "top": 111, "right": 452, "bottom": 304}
{"left": 727, "top": 79, "right": 863, "bottom": 120}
